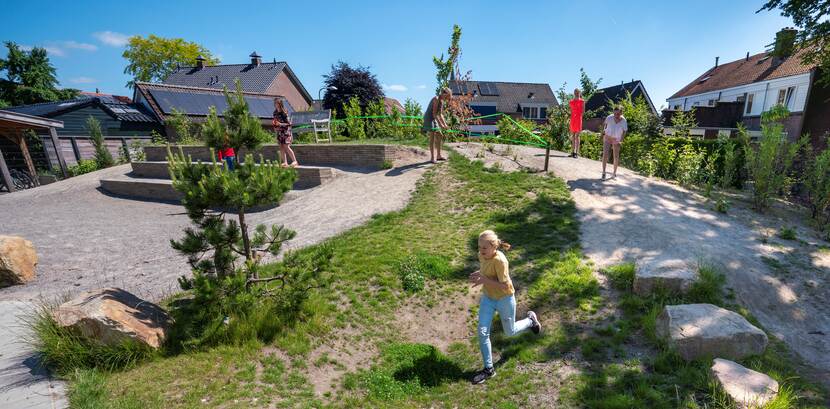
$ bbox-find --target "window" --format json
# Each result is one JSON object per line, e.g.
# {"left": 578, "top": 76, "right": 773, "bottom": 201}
{"left": 673, "top": 105, "right": 681, "bottom": 110}
{"left": 785, "top": 86, "right": 795, "bottom": 107}
{"left": 708, "top": 99, "right": 716, "bottom": 106}
{"left": 522, "top": 107, "right": 540, "bottom": 119}
{"left": 522, "top": 107, "right": 530, "bottom": 118}
{"left": 777, "top": 89, "right": 787, "bottom": 105}
{"left": 746, "top": 93, "right": 754, "bottom": 114}
{"left": 736, "top": 94, "right": 746, "bottom": 103}
{"left": 539, "top": 107, "right": 547, "bottom": 118}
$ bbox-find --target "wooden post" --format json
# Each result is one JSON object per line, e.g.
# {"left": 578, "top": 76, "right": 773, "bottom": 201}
{"left": 0, "top": 147, "right": 15, "bottom": 193}
{"left": 48, "top": 127, "right": 68, "bottom": 178}
{"left": 17, "top": 131, "right": 39, "bottom": 186}
{"left": 70, "top": 137, "right": 81, "bottom": 162}
{"left": 543, "top": 138, "right": 551, "bottom": 172}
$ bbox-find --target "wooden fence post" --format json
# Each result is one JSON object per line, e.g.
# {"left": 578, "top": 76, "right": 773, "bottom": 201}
{"left": 0, "top": 147, "right": 15, "bottom": 193}
{"left": 48, "top": 127, "right": 68, "bottom": 178}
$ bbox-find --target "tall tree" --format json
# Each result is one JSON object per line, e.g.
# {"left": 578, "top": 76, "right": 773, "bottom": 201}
{"left": 122, "top": 35, "right": 219, "bottom": 88}
{"left": 321, "top": 61, "right": 384, "bottom": 116}
{"left": 0, "top": 41, "right": 78, "bottom": 106}
{"left": 759, "top": 0, "right": 830, "bottom": 85}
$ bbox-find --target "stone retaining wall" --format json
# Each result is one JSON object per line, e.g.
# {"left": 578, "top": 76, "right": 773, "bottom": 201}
{"left": 145, "top": 144, "right": 398, "bottom": 169}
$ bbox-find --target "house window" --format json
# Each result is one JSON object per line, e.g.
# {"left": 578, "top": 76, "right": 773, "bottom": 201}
{"left": 708, "top": 99, "right": 716, "bottom": 106}
{"left": 673, "top": 105, "right": 681, "bottom": 110}
{"left": 785, "top": 86, "right": 795, "bottom": 108}
{"left": 522, "top": 107, "right": 530, "bottom": 118}
{"left": 777, "top": 89, "right": 787, "bottom": 105}
{"left": 736, "top": 94, "right": 746, "bottom": 103}
{"left": 539, "top": 107, "right": 547, "bottom": 118}
{"left": 746, "top": 93, "right": 754, "bottom": 114}
{"left": 522, "top": 107, "right": 540, "bottom": 119}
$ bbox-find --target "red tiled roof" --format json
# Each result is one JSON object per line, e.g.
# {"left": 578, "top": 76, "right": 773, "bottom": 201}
{"left": 669, "top": 48, "right": 815, "bottom": 99}
{"left": 384, "top": 97, "right": 404, "bottom": 114}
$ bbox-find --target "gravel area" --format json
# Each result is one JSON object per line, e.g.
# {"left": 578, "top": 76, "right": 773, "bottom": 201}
{"left": 452, "top": 142, "right": 830, "bottom": 387}
{"left": 0, "top": 151, "right": 431, "bottom": 303}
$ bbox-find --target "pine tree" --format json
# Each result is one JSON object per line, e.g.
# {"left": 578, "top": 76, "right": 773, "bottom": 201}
{"left": 86, "top": 116, "right": 115, "bottom": 168}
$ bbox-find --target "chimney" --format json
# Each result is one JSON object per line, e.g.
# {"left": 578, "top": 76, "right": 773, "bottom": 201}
{"left": 715, "top": 56, "right": 719, "bottom": 68}
{"left": 195, "top": 55, "right": 206, "bottom": 69}
{"left": 772, "top": 27, "right": 798, "bottom": 59}
{"left": 250, "top": 51, "right": 261, "bottom": 66}
{"left": 746, "top": 52, "right": 750, "bottom": 61}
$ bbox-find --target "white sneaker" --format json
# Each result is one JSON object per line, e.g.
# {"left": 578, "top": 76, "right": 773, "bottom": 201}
{"left": 527, "top": 311, "right": 542, "bottom": 334}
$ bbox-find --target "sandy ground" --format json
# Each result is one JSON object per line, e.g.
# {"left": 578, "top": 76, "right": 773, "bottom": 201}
{"left": 0, "top": 151, "right": 431, "bottom": 304}
{"left": 451, "top": 142, "right": 830, "bottom": 387}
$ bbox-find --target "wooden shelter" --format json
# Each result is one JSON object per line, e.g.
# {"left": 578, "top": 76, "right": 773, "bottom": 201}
{"left": 0, "top": 109, "right": 66, "bottom": 192}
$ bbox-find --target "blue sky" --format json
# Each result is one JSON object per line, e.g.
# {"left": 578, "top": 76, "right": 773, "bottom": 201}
{"left": 2, "top": 0, "right": 792, "bottom": 110}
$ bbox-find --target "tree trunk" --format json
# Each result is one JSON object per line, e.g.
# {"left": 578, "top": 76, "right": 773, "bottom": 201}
{"left": 238, "top": 207, "right": 254, "bottom": 277}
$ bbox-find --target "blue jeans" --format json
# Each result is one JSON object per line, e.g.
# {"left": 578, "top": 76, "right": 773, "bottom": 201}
{"left": 224, "top": 156, "right": 235, "bottom": 171}
{"left": 478, "top": 294, "right": 532, "bottom": 368}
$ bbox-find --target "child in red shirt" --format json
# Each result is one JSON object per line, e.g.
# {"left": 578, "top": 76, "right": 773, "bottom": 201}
{"left": 217, "top": 146, "right": 236, "bottom": 170}
{"left": 569, "top": 89, "right": 584, "bottom": 158}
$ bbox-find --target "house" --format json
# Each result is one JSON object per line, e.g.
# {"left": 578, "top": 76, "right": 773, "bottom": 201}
{"left": 449, "top": 80, "right": 558, "bottom": 134}
{"left": 664, "top": 28, "right": 830, "bottom": 145}
{"left": 3, "top": 94, "right": 161, "bottom": 169}
{"left": 133, "top": 53, "right": 318, "bottom": 137}
{"left": 584, "top": 80, "right": 657, "bottom": 131}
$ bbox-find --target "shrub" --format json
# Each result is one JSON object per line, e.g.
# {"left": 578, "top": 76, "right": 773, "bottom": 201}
{"left": 166, "top": 108, "right": 201, "bottom": 144}
{"left": 803, "top": 147, "right": 830, "bottom": 229}
{"left": 745, "top": 106, "right": 805, "bottom": 211}
{"left": 714, "top": 196, "right": 730, "bottom": 213}
{"left": 68, "top": 159, "right": 98, "bottom": 176}
{"left": 579, "top": 131, "right": 602, "bottom": 160}
{"left": 719, "top": 137, "right": 740, "bottom": 189}
{"left": 343, "top": 96, "right": 365, "bottom": 139}
{"left": 497, "top": 115, "right": 541, "bottom": 146}
{"left": 674, "top": 144, "right": 705, "bottom": 187}
{"left": 397, "top": 252, "right": 451, "bottom": 292}
{"left": 86, "top": 116, "right": 115, "bottom": 168}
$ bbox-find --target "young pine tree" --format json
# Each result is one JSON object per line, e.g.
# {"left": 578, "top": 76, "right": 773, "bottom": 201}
{"left": 86, "top": 116, "right": 115, "bottom": 168}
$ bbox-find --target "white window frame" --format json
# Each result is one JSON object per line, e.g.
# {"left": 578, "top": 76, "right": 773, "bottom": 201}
{"left": 746, "top": 93, "right": 754, "bottom": 114}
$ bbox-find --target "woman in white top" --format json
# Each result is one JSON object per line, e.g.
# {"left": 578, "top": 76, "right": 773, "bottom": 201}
{"left": 602, "top": 106, "right": 627, "bottom": 180}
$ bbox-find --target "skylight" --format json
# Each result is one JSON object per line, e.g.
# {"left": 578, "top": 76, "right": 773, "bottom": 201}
{"left": 698, "top": 76, "right": 711, "bottom": 83}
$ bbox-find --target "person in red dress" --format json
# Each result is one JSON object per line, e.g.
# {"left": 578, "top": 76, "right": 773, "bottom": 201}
{"left": 217, "top": 145, "right": 236, "bottom": 170}
{"left": 569, "top": 89, "right": 584, "bottom": 158}
{"left": 273, "top": 98, "right": 298, "bottom": 168}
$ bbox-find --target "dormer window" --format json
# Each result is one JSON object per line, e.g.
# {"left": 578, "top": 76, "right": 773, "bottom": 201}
{"left": 698, "top": 76, "right": 711, "bottom": 83}
{"left": 527, "top": 92, "right": 535, "bottom": 99}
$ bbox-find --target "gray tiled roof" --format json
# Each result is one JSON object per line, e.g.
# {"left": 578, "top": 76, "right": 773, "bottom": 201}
{"left": 163, "top": 62, "right": 286, "bottom": 93}
{"left": 451, "top": 81, "right": 558, "bottom": 114}
{"left": 3, "top": 95, "right": 156, "bottom": 122}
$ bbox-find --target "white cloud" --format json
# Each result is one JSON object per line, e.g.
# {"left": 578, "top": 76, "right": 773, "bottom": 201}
{"left": 62, "top": 41, "right": 97, "bottom": 51}
{"left": 43, "top": 46, "right": 66, "bottom": 57}
{"left": 19, "top": 44, "right": 33, "bottom": 51}
{"left": 383, "top": 84, "right": 408, "bottom": 92}
{"left": 416, "top": 85, "right": 427, "bottom": 89}
{"left": 69, "top": 76, "right": 97, "bottom": 84}
{"left": 93, "top": 31, "right": 130, "bottom": 47}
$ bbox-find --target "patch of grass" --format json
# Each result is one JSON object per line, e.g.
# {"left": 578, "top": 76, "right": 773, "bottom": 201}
{"left": 381, "top": 159, "right": 394, "bottom": 169}
{"left": 604, "top": 262, "right": 635, "bottom": 291}
{"left": 779, "top": 226, "right": 798, "bottom": 240}
{"left": 24, "top": 303, "right": 155, "bottom": 374}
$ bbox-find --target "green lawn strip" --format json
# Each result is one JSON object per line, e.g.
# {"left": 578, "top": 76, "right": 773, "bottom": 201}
{"left": 571, "top": 263, "right": 828, "bottom": 409}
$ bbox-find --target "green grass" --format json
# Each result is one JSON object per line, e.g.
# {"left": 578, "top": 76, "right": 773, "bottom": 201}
{"left": 779, "top": 226, "right": 798, "bottom": 241}
{"left": 54, "top": 150, "right": 825, "bottom": 408}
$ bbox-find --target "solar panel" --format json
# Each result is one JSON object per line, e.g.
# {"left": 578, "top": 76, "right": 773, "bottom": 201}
{"left": 149, "top": 89, "right": 288, "bottom": 118}
{"left": 478, "top": 83, "right": 499, "bottom": 96}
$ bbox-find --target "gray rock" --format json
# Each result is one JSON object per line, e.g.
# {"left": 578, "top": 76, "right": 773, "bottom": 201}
{"left": 633, "top": 257, "right": 697, "bottom": 296}
{"left": 711, "top": 358, "right": 778, "bottom": 408}
{"left": 53, "top": 288, "right": 172, "bottom": 349}
{"left": 656, "top": 304, "right": 768, "bottom": 361}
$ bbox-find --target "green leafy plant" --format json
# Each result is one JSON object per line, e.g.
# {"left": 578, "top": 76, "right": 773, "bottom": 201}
{"left": 714, "top": 195, "right": 730, "bottom": 214}
{"left": 86, "top": 116, "right": 115, "bottom": 168}
{"left": 803, "top": 145, "right": 830, "bottom": 230}
{"left": 67, "top": 159, "right": 98, "bottom": 176}
{"left": 673, "top": 144, "right": 704, "bottom": 187}
{"left": 396, "top": 252, "right": 451, "bottom": 292}
{"left": 167, "top": 108, "right": 201, "bottom": 144}
{"left": 669, "top": 108, "right": 697, "bottom": 139}
{"left": 343, "top": 96, "right": 365, "bottom": 139}
{"left": 745, "top": 105, "right": 805, "bottom": 212}
{"left": 778, "top": 226, "right": 797, "bottom": 240}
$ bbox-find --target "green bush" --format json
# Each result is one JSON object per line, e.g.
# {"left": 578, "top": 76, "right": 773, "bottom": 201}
{"left": 86, "top": 116, "right": 115, "bottom": 168}
{"left": 68, "top": 159, "right": 98, "bottom": 176}
{"left": 343, "top": 97, "right": 365, "bottom": 139}
{"left": 745, "top": 106, "right": 805, "bottom": 211}
{"left": 778, "top": 226, "right": 797, "bottom": 240}
{"left": 803, "top": 147, "right": 830, "bottom": 230}
{"left": 578, "top": 131, "right": 603, "bottom": 160}
{"left": 397, "top": 252, "right": 451, "bottom": 292}
{"left": 674, "top": 144, "right": 705, "bottom": 186}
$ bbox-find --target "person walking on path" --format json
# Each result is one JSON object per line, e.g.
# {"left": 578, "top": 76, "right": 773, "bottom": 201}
{"left": 469, "top": 230, "right": 542, "bottom": 385}
{"left": 423, "top": 87, "right": 451, "bottom": 163}
{"left": 217, "top": 144, "right": 236, "bottom": 171}
{"left": 273, "top": 98, "right": 298, "bottom": 168}
{"left": 601, "top": 106, "right": 627, "bottom": 180}
{"left": 569, "top": 88, "right": 584, "bottom": 158}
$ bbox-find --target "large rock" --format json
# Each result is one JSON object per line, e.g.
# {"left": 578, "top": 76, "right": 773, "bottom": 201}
{"left": 711, "top": 358, "right": 778, "bottom": 408}
{"left": 656, "top": 304, "right": 768, "bottom": 361}
{"left": 53, "top": 288, "right": 171, "bottom": 349}
{"left": 633, "top": 257, "right": 697, "bottom": 296}
{"left": 0, "top": 235, "right": 37, "bottom": 287}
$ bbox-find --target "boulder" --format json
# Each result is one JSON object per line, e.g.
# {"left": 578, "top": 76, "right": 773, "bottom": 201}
{"left": 711, "top": 358, "right": 778, "bottom": 408}
{"left": 656, "top": 304, "right": 767, "bottom": 361}
{"left": 0, "top": 235, "right": 37, "bottom": 287}
{"left": 53, "top": 288, "right": 171, "bottom": 349}
{"left": 633, "top": 257, "right": 697, "bottom": 296}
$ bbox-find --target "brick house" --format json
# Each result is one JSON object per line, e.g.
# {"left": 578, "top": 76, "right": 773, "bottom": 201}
{"left": 664, "top": 28, "right": 830, "bottom": 147}
{"left": 449, "top": 80, "right": 558, "bottom": 134}
{"left": 133, "top": 52, "right": 316, "bottom": 137}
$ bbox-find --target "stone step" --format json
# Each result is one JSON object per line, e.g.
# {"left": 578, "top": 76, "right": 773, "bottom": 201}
{"left": 130, "top": 161, "right": 336, "bottom": 186}
{"left": 633, "top": 257, "right": 698, "bottom": 296}
{"left": 711, "top": 358, "right": 779, "bottom": 408}
{"left": 656, "top": 303, "right": 768, "bottom": 361}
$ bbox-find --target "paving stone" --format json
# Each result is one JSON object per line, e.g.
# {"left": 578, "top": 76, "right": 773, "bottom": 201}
{"left": 711, "top": 358, "right": 778, "bottom": 408}
{"left": 656, "top": 303, "right": 768, "bottom": 361}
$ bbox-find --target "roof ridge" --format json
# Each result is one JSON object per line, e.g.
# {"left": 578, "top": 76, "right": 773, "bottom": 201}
{"left": 173, "top": 62, "right": 287, "bottom": 70}
{"left": 454, "top": 80, "right": 553, "bottom": 86}
{"left": 3, "top": 96, "right": 89, "bottom": 110}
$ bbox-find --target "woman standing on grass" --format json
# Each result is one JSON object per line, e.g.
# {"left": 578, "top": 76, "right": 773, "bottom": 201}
{"left": 423, "top": 87, "right": 451, "bottom": 163}
{"left": 469, "top": 230, "right": 542, "bottom": 385}
{"left": 273, "top": 98, "right": 298, "bottom": 168}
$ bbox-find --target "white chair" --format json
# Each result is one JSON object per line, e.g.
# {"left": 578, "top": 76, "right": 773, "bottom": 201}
{"left": 312, "top": 111, "right": 332, "bottom": 143}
